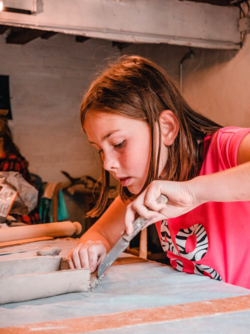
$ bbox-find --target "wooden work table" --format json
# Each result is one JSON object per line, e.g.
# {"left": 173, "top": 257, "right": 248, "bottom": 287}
{"left": 0, "top": 238, "right": 250, "bottom": 333}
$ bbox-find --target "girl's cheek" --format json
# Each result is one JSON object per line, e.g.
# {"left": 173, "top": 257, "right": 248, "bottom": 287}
{"left": 120, "top": 148, "right": 131, "bottom": 165}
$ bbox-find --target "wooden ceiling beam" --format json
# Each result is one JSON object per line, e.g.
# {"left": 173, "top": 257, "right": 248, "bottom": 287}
{"left": 0, "top": 25, "right": 10, "bottom": 34}
{"left": 187, "top": 0, "right": 232, "bottom": 5}
{"left": 75, "top": 36, "right": 90, "bottom": 43}
{"left": 0, "top": 0, "right": 240, "bottom": 50}
{"left": 41, "top": 31, "right": 57, "bottom": 39}
{"left": 112, "top": 42, "right": 131, "bottom": 51}
{"left": 6, "top": 28, "right": 57, "bottom": 44}
{"left": 6, "top": 27, "right": 45, "bottom": 44}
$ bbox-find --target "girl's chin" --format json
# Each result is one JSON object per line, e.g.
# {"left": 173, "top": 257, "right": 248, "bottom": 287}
{"left": 126, "top": 184, "right": 141, "bottom": 195}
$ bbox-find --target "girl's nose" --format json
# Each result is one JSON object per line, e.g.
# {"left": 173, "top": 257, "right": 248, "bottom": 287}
{"left": 102, "top": 151, "right": 118, "bottom": 171}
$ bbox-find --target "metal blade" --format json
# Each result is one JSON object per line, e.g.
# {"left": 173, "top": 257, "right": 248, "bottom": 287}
{"left": 97, "top": 194, "right": 168, "bottom": 277}
{"left": 97, "top": 236, "right": 129, "bottom": 277}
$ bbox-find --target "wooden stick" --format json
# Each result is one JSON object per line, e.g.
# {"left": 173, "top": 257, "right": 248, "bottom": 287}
{"left": 139, "top": 228, "right": 147, "bottom": 259}
{"left": 0, "top": 221, "right": 82, "bottom": 243}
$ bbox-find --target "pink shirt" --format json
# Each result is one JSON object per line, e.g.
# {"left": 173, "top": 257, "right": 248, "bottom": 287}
{"left": 155, "top": 127, "right": 250, "bottom": 289}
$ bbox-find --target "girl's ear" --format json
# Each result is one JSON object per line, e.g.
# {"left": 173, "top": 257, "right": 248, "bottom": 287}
{"left": 159, "top": 110, "right": 179, "bottom": 146}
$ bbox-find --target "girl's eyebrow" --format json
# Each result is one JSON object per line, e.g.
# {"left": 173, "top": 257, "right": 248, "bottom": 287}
{"left": 89, "top": 129, "right": 121, "bottom": 144}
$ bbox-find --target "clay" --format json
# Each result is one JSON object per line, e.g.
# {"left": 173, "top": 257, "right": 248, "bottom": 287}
{"left": 60, "top": 257, "right": 70, "bottom": 270}
{"left": 0, "top": 256, "right": 62, "bottom": 279}
{"left": 36, "top": 246, "right": 61, "bottom": 256}
{"left": 0, "top": 255, "right": 102, "bottom": 304}
{"left": 0, "top": 238, "right": 102, "bottom": 304}
{"left": 0, "top": 268, "right": 91, "bottom": 304}
{"left": 90, "top": 273, "right": 104, "bottom": 290}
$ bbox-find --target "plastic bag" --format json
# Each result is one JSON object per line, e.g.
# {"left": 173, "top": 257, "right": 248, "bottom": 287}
{"left": 0, "top": 172, "right": 38, "bottom": 217}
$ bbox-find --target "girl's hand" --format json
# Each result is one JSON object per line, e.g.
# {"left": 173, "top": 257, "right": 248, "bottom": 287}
{"left": 125, "top": 180, "right": 200, "bottom": 234}
{"left": 68, "top": 240, "right": 107, "bottom": 273}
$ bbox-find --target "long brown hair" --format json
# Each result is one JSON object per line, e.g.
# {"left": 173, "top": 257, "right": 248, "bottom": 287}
{"left": 80, "top": 55, "right": 221, "bottom": 217}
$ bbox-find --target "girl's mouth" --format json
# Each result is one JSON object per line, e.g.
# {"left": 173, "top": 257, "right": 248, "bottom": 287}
{"left": 119, "top": 177, "right": 131, "bottom": 187}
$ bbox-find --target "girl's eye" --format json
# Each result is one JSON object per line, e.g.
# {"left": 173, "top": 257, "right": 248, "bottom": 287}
{"left": 114, "top": 140, "right": 125, "bottom": 148}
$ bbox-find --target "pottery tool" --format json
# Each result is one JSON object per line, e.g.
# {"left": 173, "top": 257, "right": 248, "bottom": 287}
{"left": 97, "top": 194, "right": 168, "bottom": 277}
{"left": 0, "top": 221, "right": 82, "bottom": 244}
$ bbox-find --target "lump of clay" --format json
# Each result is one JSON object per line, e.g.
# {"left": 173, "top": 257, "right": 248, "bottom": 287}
{"left": 37, "top": 246, "right": 61, "bottom": 256}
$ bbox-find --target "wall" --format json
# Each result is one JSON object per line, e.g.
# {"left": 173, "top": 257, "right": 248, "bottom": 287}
{"left": 0, "top": 32, "right": 119, "bottom": 183}
{"left": 1, "top": 29, "right": 250, "bottom": 232}
{"left": 1, "top": 31, "right": 250, "bottom": 185}
{"left": 122, "top": 39, "right": 250, "bottom": 128}
{"left": 183, "top": 35, "right": 250, "bottom": 127}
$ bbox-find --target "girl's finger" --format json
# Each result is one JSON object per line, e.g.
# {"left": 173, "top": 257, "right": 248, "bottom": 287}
{"left": 79, "top": 240, "right": 94, "bottom": 269}
{"left": 97, "top": 251, "right": 107, "bottom": 267}
{"left": 131, "top": 201, "right": 158, "bottom": 221}
{"left": 88, "top": 242, "right": 107, "bottom": 273}
{"left": 144, "top": 187, "right": 168, "bottom": 212}
{"left": 71, "top": 243, "right": 85, "bottom": 269}
{"left": 144, "top": 199, "right": 167, "bottom": 212}
{"left": 68, "top": 256, "right": 75, "bottom": 269}
{"left": 125, "top": 205, "right": 136, "bottom": 234}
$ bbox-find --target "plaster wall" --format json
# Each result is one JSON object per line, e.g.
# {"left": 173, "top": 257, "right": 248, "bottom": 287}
{"left": 0, "top": 32, "right": 119, "bottom": 183}
{"left": 0, "top": 32, "right": 249, "bottom": 185}
{"left": 122, "top": 39, "right": 250, "bottom": 128}
{"left": 183, "top": 35, "right": 250, "bottom": 127}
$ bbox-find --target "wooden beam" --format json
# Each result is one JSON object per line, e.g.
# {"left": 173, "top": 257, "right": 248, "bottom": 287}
{"left": 5, "top": 27, "right": 57, "bottom": 44}
{"left": 6, "top": 27, "right": 45, "bottom": 44}
{"left": 75, "top": 36, "right": 90, "bottom": 43}
{"left": 112, "top": 42, "right": 131, "bottom": 51}
{"left": 1, "top": 0, "right": 37, "bottom": 14}
{"left": 187, "top": 0, "right": 232, "bottom": 5}
{"left": 0, "top": 25, "right": 10, "bottom": 34}
{"left": 40, "top": 31, "right": 57, "bottom": 39}
{"left": 0, "top": 0, "right": 241, "bottom": 49}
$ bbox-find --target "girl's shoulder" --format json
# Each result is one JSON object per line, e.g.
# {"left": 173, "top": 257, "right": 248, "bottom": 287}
{"left": 210, "top": 126, "right": 250, "bottom": 145}
{"left": 203, "top": 126, "right": 250, "bottom": 169}
{"left": 204, "top": 126, "right": 250, "bottom": 145}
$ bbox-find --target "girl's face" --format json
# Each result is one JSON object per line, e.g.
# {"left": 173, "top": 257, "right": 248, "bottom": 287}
{"left": 84, "top": 111, "right": 152, "bottom": 194}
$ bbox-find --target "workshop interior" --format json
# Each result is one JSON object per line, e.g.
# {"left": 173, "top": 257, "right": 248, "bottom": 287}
{"left": 1, "top": 0, "right": 250, "bottom": 333}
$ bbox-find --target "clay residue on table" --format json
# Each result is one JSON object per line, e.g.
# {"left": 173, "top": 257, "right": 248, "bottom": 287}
{"left": 89, "top": 273, "right": 104, "bottom": 290}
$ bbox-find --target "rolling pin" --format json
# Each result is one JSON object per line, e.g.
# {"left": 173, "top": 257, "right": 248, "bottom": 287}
{"left": 0, "top": 221, "right": 82, "bottom": 243}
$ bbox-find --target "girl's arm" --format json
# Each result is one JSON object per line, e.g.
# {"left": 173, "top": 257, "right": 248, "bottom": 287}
{"left": 68, "top": 195, "right": 128, "bottom": 272}
{"left": 125, "top": 133, "right": 250, "bottom": 233}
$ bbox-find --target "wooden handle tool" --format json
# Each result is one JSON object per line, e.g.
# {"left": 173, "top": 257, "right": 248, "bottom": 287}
{"left": 0, "top": 221, "right": 82, "bottom": 243}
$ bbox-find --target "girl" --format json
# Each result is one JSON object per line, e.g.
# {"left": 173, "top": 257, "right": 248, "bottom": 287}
{"left": 68, "top": 55, "right": 250, "bottom": 289}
